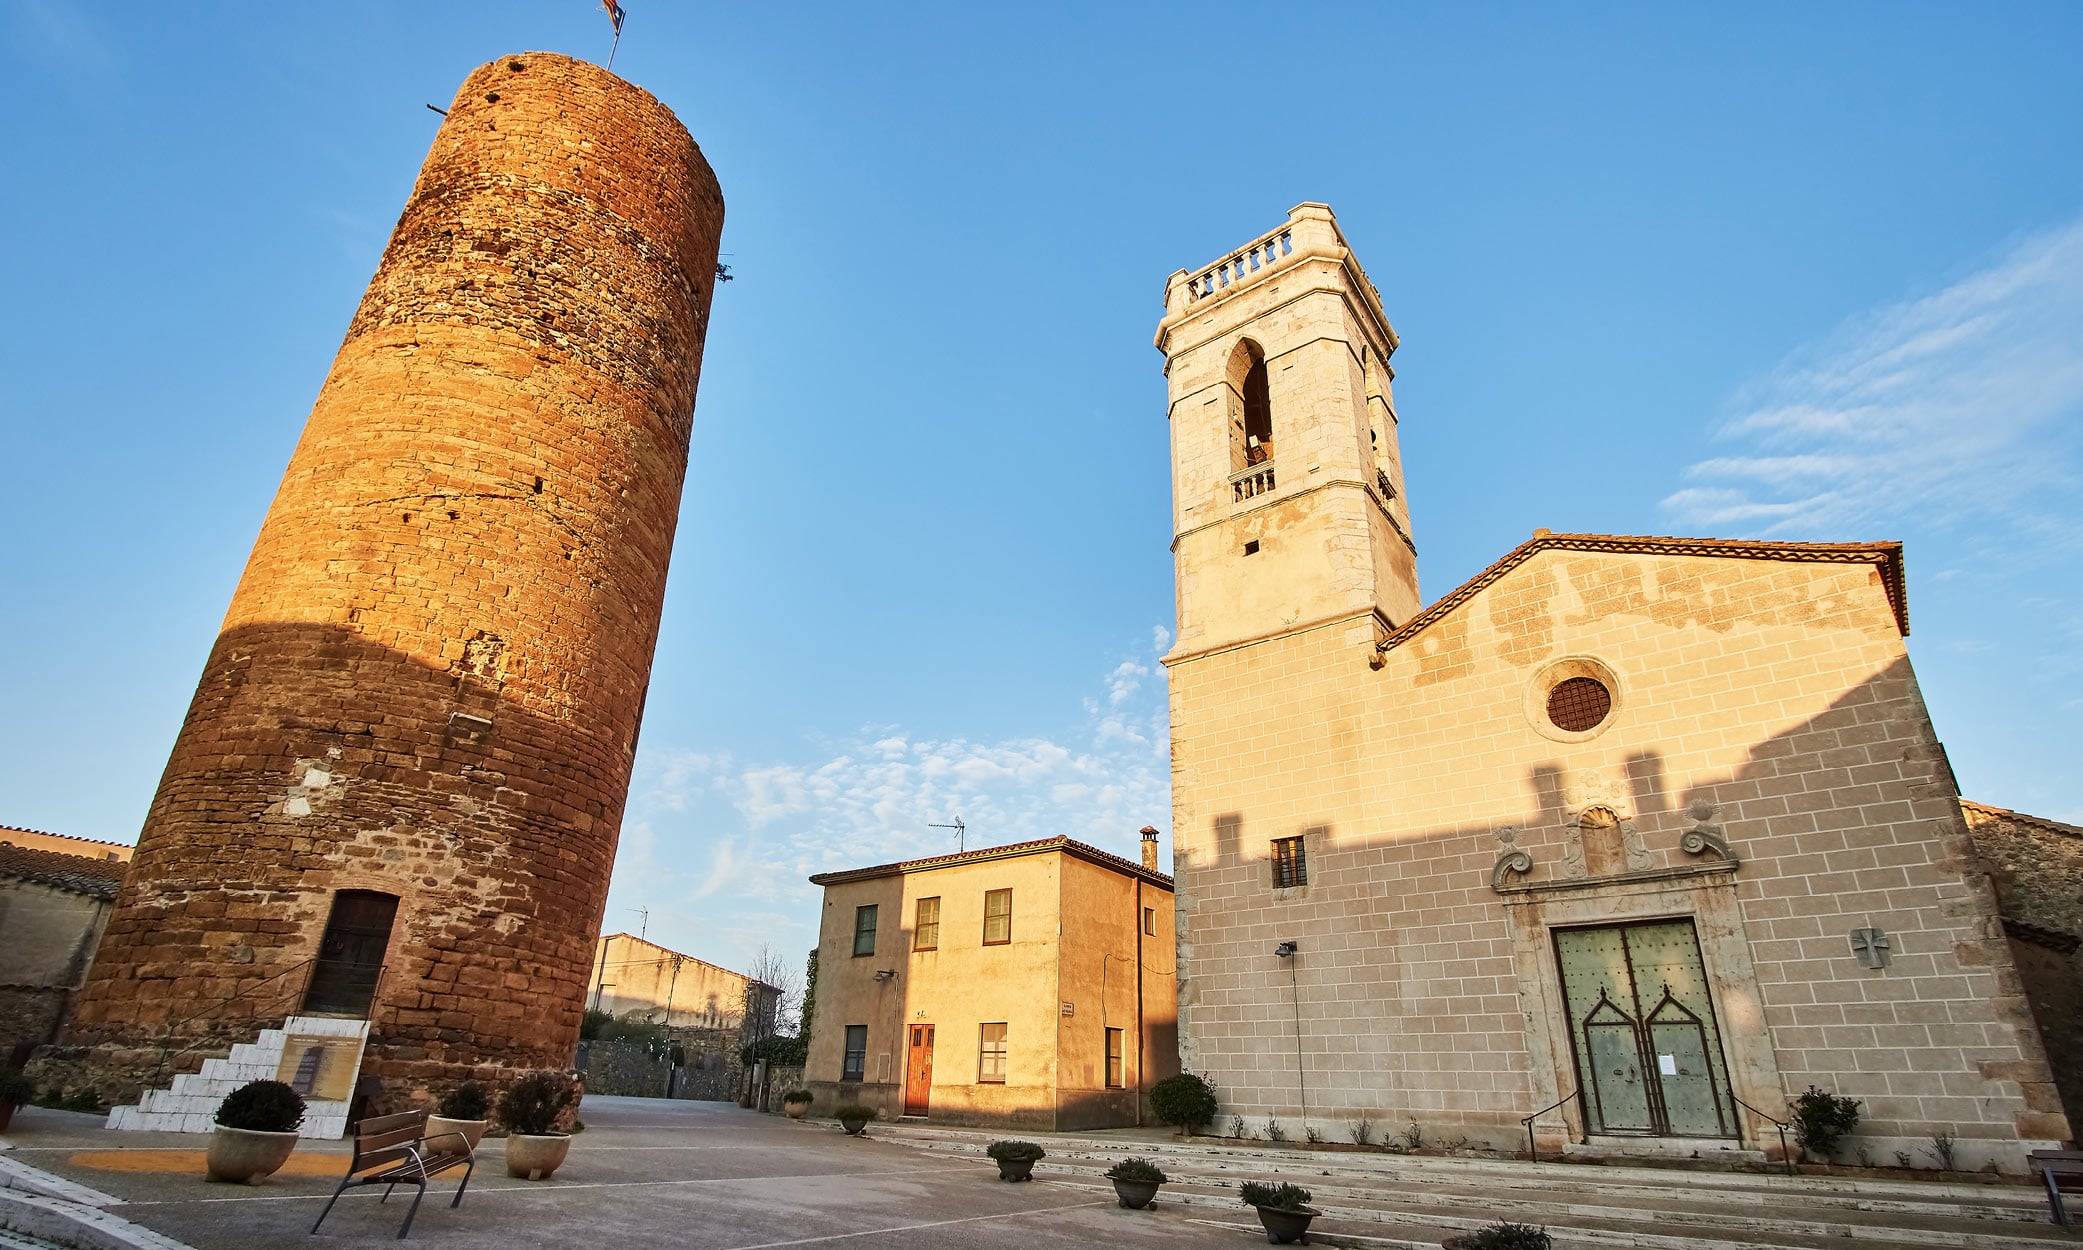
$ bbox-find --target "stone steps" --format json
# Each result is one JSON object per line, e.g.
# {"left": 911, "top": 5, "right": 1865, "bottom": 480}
{"left": 879, "top": 1126, "right": 2060, "bottom": 1250}
{"left": 103, "top": 1016, "right": 368, "bottom": 1140}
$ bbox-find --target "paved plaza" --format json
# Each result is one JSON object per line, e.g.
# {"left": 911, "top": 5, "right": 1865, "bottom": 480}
{"left": 1, "top": 1097, "right": 1221, "bottom": 1250}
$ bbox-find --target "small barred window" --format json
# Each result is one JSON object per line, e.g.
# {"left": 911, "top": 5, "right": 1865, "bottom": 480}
{"left": 1547, "top": 676, "right": 1613, "bottom": 732}
{"left": 1272, "top": 835, "right": 1307, "bottom": 888}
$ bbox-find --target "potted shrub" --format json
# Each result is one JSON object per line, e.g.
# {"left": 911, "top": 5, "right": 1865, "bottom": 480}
{"left": 986, "top": 1139, "right": 1046, "bottom": 1182}
{"left": 428, "top": 1080, "right": 491, "bottom": 1150}
{"left": 0, "top": 1066, "right": 36, "bottom": 1134}
{"left": 1239, "top": 1180, "right": 1319, "bottom": 1245}
{"left": 206, "top": 1080, "right": 305, "bottom": 1184}
{"left": 1443, "top": 1222, "right": 1552, "bottom": 1250}
{"left": 1789, "top": 1086, "right": 1860, "bottom": 1163}
{"left": 1104, "top": 1156, "right": 1168, "bottom": 1208}
{"left": 834, "top": 1103, "right": 875, "bottom": 1135}
{"left": 1150, "top": 1071, "right": 1219, "bottom": 1137}
{"left": 782, "top": 1089, "right": 814, "bottom": 1119}
{"left": 498, "top": 1070, "right": 576, "bottom": 1180}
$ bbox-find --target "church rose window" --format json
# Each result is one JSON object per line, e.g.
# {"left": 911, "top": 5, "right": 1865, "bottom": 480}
{"left": 1547, "top": 677, "right": 1613, "bottom": 732}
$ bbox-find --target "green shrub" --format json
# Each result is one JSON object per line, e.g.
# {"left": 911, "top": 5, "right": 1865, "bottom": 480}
{"left": 833, "top": 1103, "right": 875, "bottom": 1122}
{"left": 741, "top": 1035, "right": 809, "bottom": 1067}
{"left": 782, "top": 1089, "right": 814, "bottom": 1106}
{"left": 1149, "top": 1072, "right": 1219, "bottom": 1135}
{"left": 1104, "top": 1157, "right": 1167, "bottom": 1184}
{"left": 497, "top": 1071, "right": 576, "bottom": 1136}
{"left": 985, "top": 1139, "right": 1046, "bottom": 1162}
{"left": 0, "top": 1067, "right": 36, "bottom": 1106}
{"left": 436, "top": 1081, "right": 490, "bottom": 1121}
{"left": 1463, "top": 1223, "right": 1552, "bottom": 1250}
{"left": 1789, "top": 1086, "right": 1861, "bottom": 1157}
{"left": 1238, "top": 1181, "right": 1313, "bottom": 1211}
{"left": 215, "top": 1080, "right": 306, "bottom": 1133}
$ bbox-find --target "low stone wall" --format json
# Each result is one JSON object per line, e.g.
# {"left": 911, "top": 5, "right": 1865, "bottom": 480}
{"left": 574, "top": 1038, "right": 751, "bottom": 1102}
{"left": 0, "top": 985, "right": 70, "bottom": 1066}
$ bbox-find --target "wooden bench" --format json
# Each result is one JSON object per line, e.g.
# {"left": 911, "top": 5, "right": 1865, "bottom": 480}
{"left": 2031, "top": 1149, "right": 2083, "bottom": 1228}
{"left": 310, "top": 1109, "right": 475, "bottom": 1240}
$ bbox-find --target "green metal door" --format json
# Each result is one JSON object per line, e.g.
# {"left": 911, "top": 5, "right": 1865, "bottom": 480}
{"left": 1554, "top": 920, "right": 1734, "bottom": 1138}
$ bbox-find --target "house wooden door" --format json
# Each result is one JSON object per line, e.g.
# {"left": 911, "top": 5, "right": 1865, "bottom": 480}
{"left": 904, "top": 1024, "right": 935, "bottom": 1116}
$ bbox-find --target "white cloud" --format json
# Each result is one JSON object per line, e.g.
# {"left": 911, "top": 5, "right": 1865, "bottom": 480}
{"left": 608, "top": 637, "right": 1174, "bottom": 972}
{"left": 1663, "top": 215, "right": 2083, "bottom": 538}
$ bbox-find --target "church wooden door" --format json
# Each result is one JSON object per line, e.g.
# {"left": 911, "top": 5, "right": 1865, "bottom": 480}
{"left": 904, "top": 1025, "right": 935, "bottom": 1117}
{"left": 1554, "top": 920, "right": 1735, "bottom": 1138}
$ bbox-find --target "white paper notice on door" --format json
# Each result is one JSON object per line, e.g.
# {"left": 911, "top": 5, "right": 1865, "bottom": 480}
{"left": 1658, "top": 1054, "right": 1678, "bottom": 1076}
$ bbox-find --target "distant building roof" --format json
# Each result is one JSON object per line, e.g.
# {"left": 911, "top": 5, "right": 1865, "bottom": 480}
{"left": 0, "top": 842, "right": 128, "bottom": 899}
{"left": 1377, "top": 532, "right": 1908, "bottom": 653}
{"left": 809, "top": 836, "right": 1173, "bottom": 890}
{"left": 0, "top": 825, "right": 134, "bottom": 861}
{"left": 1961, "top": 799, "right": 2083, "bottom": 840}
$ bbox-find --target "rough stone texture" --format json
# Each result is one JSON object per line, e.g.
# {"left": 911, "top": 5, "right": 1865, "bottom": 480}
{"left": 0, "top": 846, "right": 122, "bottom": 1062}
{"left": 1155, "top": 206, "right": 2067, "bottom": 1170}
{"left": 1962, "top": 800, "right": 2083, "bottom": 1136}
{"left": 58, "top": 52, "right": 722, "bottom": 1104}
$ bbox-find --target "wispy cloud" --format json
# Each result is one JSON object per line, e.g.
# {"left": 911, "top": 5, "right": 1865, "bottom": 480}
{"left": 608, "top": 635, "right": 1173, "bottom": 969}
{"left": 1663, "top": 215, "right": 2083, "bottom": 537}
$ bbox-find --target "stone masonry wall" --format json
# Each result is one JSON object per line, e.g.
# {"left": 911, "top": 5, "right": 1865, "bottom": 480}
{"left": 61, "top": 52, "right": 723, "bottom": 1102}
{"left": 1168, "top": 549, "right": 2066, "bottom": 1168}
{"left": 1963, "top": 802, "right": 2083, "bottom": 1135}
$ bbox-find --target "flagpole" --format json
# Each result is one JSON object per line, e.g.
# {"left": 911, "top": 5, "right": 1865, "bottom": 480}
{"left": 607, "top": 27, "right": 621, "bottom": 71}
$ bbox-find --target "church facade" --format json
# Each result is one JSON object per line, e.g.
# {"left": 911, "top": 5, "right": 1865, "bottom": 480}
{"left": 1155, "top": 204, "right": 2070, "bottom": 1168}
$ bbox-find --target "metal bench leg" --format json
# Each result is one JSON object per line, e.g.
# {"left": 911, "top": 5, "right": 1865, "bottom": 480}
{"left": 450, "top": 1158, "right": 475, "bottom": 1207}
{"left": 2046, "top": 1172, "right": 2067, "bottom": 1228}
{"left": 310, "top": 1177, "right": 353, "bottom": 1234}
{"left": 396, "top": 1180, "right": 429, "bottom": 1240}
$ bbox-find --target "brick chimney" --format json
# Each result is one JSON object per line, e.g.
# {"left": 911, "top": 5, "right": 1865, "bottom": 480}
{"left": 1140, "top": 825, "right": 1161, "bottom": 871}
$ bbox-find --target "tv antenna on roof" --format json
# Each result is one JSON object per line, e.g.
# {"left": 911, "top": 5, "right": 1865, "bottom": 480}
{"left": 628, "top": 905, "right": 649, "bottom": 940}
{"left": 929, "top": 817, "right": 967, "bottom": 852}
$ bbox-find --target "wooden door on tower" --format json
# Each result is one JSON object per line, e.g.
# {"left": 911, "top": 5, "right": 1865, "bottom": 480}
{"left": 904, "top": 1025, "right": 935, "bottom": 1116}
{"left": 302, "top": 890, "right": 398, "bottom": 1017}
{"left": 1554, "top": 920, "right": 1736, "bottom": 1138}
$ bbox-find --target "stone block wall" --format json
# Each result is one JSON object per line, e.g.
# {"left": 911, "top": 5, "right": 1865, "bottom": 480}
{"left": 59, "top": 51, "right": 723, "bottom": 1100}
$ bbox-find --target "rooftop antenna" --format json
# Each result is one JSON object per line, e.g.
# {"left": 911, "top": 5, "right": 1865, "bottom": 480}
{"left": 929, "top": 817, "right": 967, "bottom": 852}
{"left": 628, "top": 905, "right": 649, "bottom": 940}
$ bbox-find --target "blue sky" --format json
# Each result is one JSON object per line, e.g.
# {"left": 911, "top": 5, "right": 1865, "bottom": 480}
{"left": 3, "top": 3, "right": 2080, "bottom": 977}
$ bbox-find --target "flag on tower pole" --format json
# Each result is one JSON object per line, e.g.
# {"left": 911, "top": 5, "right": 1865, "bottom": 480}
{"left": 603, "top": 1, "right": 626, "bottom": 70}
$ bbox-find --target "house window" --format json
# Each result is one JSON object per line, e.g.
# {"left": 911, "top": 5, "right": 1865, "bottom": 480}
{"left": 983, "top": 888, "right": 1013, "bottom": 945}
{"left": 914, "top": 896, "right": 941, "bottom": 951}
{"left": 1142, "top": 906, "right": 1156, "bottom": 936}
{"left": 852, "top": 904, "right": 878, "bottom": 957}
{"left": 979, "top": 1022, "right": 1007, "bottom": 1082}
{"left": 1105, "top": 1027, "right": 1124, "bottom": 1088}
{"left": 1272, "top": 835, "right": 1307, "bottom": 888}
{"left": 842, "top": 1025, "right": 867, "bottom": 1080}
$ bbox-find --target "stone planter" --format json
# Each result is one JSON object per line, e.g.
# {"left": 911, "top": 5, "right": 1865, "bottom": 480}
{"left": 1111, "top": 1178, "right": 1161, "bottom": 1209}
{"left": 839, "top": 1116, "right": 870, "bottom": 1136}
{"left": 784, "top": 1101, "right": 810, "bottom": 1119}
{"left": 504, "top": 1132, "right": 572, "bottom": 1181}
{"left": 427, "top": 1115, "right": 488, "bottom": 1151}
{"left": 996, "top": 1157, "right": 1036, "bottom": 1182}
{"left": 205, "top": 1126, "right": 300, "bottom": 1184}
{"left": 1251, "top": 1203, "right": 1320, "bottom": 1245}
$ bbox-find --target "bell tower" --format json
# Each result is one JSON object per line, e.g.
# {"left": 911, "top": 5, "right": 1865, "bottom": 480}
{"left": 1154, "top": 204, "right": 1418, "bottom": 659}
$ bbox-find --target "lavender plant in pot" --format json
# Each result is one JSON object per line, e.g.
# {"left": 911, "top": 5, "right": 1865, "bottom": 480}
{"left": 428, "top": 1080, "right": 491, "bottom": 1150}
{"left": 498, "top": 1071, "right": 576, "bottom": 1181}
{"left": 1239, "top": 1181, "right": 1319, "bottom": 1245}
{"left": 1105, "top": 1157, "right": 1168, "bottom": 1208}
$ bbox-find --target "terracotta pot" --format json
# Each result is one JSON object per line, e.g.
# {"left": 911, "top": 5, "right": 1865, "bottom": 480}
{"left": 205, "top": 1126, "right": 300, "bottom": 1184}
{"left": 504, "top": 1132, "right": 572, "bottom": 1180}
{"left": 996, "top": 1157, "right": 1037, "bottom": 1182}
{"left": 840, "top": 1116, "right": 869, "bottom": 1136}
{"left": 426, "top": 1115, "right": 488, "bottom": 1151}
{"left": 784, "top": 1101, "right": 810, "bottom": 1119}
{"left": 1111, "top": 1178, "right": 1161, "bottom": 1209}
{"left": 1252, "top": 1203, "right": 1319, "bottom": 1245}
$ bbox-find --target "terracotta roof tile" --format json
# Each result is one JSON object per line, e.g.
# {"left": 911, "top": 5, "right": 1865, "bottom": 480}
{"left": 0, "top": 843, "right": 128, "bottom": 899}
{"left": 809, "top": 835, "right": 1172, "bottom": 889}
{"left": 1960, "top": 799, "right": 2083, "bottom": 840}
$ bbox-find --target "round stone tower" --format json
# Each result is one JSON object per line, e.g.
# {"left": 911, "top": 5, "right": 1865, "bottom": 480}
{"left": 63, "top": 53, "right": 723, "bottom": 1100}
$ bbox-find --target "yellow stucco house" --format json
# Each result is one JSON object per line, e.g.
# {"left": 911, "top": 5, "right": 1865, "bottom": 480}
{"left": 804, "top": 831, "right": 1178, "bottom": 1129}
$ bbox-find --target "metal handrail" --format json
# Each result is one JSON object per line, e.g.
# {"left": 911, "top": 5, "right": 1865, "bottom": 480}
{"left": 1727, "top": 1091, "right": 1797, "bottom": 1177}
{"left": 1520, "top": 1088, "right": 1580, "bottom": 1163}
{"left": 151, "top": 956, "right": 383, "bottom": 1076}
